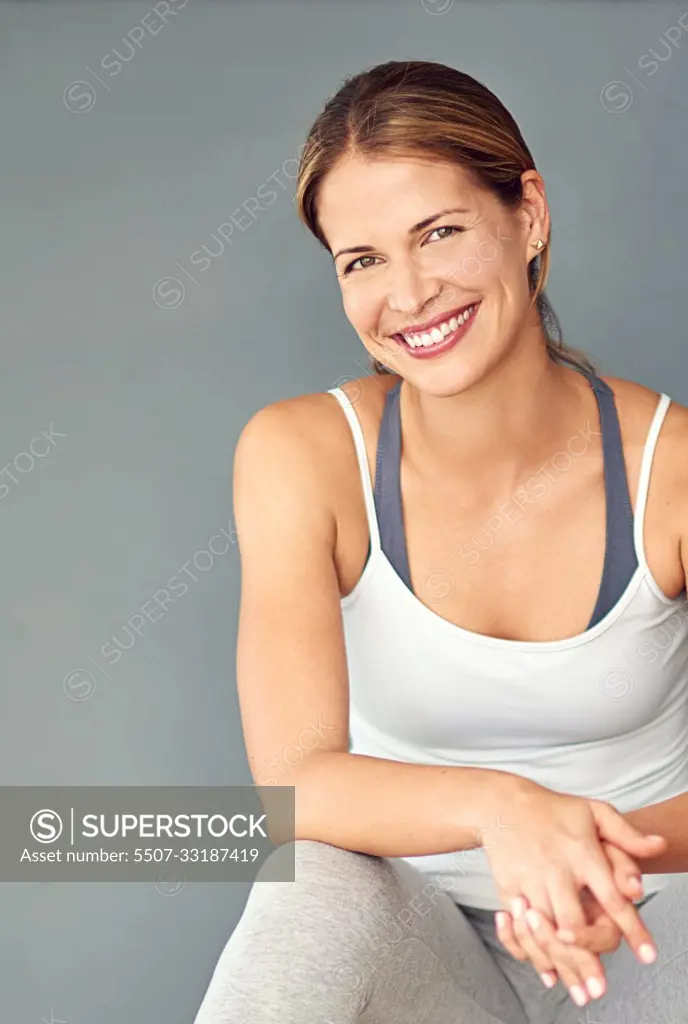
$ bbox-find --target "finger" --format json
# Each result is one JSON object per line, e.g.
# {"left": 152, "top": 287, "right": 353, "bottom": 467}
{"left": 590, "top": 803, "right": 667, "bottom": 857}
{"left": 495, "top": 911, "right": 529, "bottom": 961}
{"left": 544, "top": 867, "right": 590, "bottom": 940}
{"left": 525, "top": 883, "right": 555, "bottom": 924}
{"left": 514, "top": 888, "right": 560, "bottom": 987}
{"left": 525, "top": 906, "right": 607, "bottom": 1005}
{"left": 602, "top": 842, "right": 645, "bottom": 900}
{"left": 509, "top": 897, "right": 558, "bottom": 988}
{"left": 557, "top": 897, "right": 622, "bottom": 954}
{"left": 583, "top": 856, "right": 658, "bottom": 964}
{"left": 556, "top": 849, "right": 641, "bottom": 945}
{"left": 565, "top": 916, "right": 622, "bottom": 955}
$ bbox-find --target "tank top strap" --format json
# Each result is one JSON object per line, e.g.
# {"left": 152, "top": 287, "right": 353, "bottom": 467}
{"left": 633, "top": 390, "right": 672, "bottom": 556}
{"left": 327, "top": 387, "right": 381, "bottom": 551}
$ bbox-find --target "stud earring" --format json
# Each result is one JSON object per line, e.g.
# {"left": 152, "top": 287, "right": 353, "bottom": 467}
{"left": 531, "top": 238, "right": 545, "bottom": 251}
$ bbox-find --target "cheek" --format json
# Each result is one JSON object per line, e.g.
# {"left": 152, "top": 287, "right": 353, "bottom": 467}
{"left": 438, "top": 259, "right": 501, "bottom": 305}
{"left": 342, "top": 286, "right": 379, "bottom": 331}
{"left": 433, "top": 236, "right": 509, "bottom": 293}
{"left": 462, "top": 248, "right": 524, "bottom": 305}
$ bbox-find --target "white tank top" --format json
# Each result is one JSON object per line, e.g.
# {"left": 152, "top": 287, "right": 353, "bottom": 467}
{"left": 328, "top": 384, "right": 688, "bottom": 910}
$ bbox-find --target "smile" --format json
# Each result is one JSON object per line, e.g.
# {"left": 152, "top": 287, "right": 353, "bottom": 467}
{"left": 392, "top": 301, "right": 481, "bottom": 358}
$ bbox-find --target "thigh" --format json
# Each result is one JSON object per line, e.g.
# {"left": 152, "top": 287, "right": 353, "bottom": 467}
{"left": 352, "top": 853, "right": 532, "bottom": 1024}
{"left": 461, "top": 905, "right": 578, "bottom": 1024}
{"left": 193, "top": 840, "right": 530, "bottom": 1024}
{"left": 553, "top": 877, "right": 688, "bottom": 1024}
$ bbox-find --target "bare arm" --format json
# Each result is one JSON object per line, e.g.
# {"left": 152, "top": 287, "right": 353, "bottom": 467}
{"left": 624, "top": 793, "right": 688, "bottom": 873}
{"left": 619, "top": 414, "right": 688, "bottom": 874}
{"left": 233, "top": 397, "right": 521, "bottom": 858}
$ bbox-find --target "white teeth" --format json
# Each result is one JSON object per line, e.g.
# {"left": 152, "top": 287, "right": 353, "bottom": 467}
{"left": 402, "top": 306, "right": 476, "bottom": 348}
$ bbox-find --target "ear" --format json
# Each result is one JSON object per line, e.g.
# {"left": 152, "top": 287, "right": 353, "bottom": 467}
{"left": 519, "top": 170, "right": 550, "bottom": 256}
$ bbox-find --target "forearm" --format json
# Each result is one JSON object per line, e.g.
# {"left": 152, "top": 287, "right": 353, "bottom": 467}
{"left": 624, "top": 791, "right": 688, "bottom": 873}
{"left": 288, "top": 751, "right": 522, "bottom": 858}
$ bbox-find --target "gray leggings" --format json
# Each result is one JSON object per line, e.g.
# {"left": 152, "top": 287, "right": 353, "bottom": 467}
{"left": 193, "top": 839, "right": 688, "bottom": 1023}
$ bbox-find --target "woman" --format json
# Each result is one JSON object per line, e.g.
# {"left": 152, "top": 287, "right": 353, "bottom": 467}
{"left": 194, "top": 60, "right": 688, "bottom": 1023}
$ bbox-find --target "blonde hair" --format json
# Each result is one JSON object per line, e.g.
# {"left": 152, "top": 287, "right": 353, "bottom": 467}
{"left": 295, "top": 59, "right": 595, "bottom": 376}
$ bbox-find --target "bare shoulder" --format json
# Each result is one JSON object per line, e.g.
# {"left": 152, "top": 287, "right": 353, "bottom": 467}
{"left": 236, "top": 371, "right": 397, "bottom": 457}
{"left": 233, "top": 371, "right": 399, "bottom": 516}
{"left": 600, "top": 372, "right": 688, "bottom": 527}
{"left": 600, "top": 372, "right": 688, "bottom": 447}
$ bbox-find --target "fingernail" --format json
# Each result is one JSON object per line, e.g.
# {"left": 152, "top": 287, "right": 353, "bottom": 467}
{"left": 629, "top": 874, "right": 644, "bottom": 891}
{"left": 570, "top": 986, "right": 588, "bottom": 1006}
{"left": 511, "top": 897, "right": 527, "bottom": 918}
{"left": 639, "top": 943, "right": 657, "bottom": 963}
{"left": 586, "top": 977, "right": 605, "bottom": 999}
{"left": 495, "top": 911, "right": 507, "bottom": 929}
{"left": 525, "top": 909, "right": 540, "bottom": 930}
{"left": 557, "top": 929, "right": 576, "bottom": 943}
{"left": 540, "top": 972, "right": 556, "bottom": 989}
{"left": 647, "top": 834, "right": 664, "bottom": 841}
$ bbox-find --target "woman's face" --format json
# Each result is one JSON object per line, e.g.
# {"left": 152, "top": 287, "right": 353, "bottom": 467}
{"left": 317, "top": 154, "right": 549, "bottom": 395}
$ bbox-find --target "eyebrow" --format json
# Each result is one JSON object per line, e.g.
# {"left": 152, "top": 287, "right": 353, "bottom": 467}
{"left": 331, "top": 207, "right": 470, "bottom": 262}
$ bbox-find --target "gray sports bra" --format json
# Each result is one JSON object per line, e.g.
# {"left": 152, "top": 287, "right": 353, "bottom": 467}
{"left": 366, "top": 370, "right": 637, "bottom": 630}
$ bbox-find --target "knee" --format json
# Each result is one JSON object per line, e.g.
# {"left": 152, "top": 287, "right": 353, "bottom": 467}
{"left": 253, "top": 838, "right": 377, "bottom": 890}
{"left": 246, "top": 839, "right": 390, "bottom": 919}
{"left": 196, "top": 842, "right": 392, "bottom": 1018}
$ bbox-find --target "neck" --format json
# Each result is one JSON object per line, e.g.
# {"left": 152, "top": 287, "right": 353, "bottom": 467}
{"left": 400, "top": 339, "right": 593, "bottom": 499}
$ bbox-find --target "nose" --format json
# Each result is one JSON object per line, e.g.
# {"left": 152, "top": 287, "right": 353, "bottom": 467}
{"left": 387, "top": 260, "right": 441, "bottom": 316}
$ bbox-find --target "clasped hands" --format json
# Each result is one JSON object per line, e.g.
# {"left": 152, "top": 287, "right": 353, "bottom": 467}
{"left": 482, "top": 782, "right": 667, "bottom": 1009}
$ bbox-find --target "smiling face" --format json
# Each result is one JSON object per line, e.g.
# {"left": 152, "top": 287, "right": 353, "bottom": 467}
{"left": 317, "top": 153, "right": 549, "bottom": 395}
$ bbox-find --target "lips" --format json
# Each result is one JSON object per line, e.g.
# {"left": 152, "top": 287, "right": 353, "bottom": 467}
{"left": 392, "top": 300, "right": 482, "bottom": 360}
{"left": 395, "top": 300, "right": 478, "bottom": 339}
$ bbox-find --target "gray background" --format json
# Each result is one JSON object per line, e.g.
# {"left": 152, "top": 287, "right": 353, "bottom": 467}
{"left": 0, "top": 1, "right": 686, "bottom": 1021}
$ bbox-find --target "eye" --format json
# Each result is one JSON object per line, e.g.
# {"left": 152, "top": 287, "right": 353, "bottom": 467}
{"left": 342, "top": 254, "right": 380, "bottom": 276}
{"left": 341, "top": 226, "right": 463, "bottom": 276}
{"left": 426, "top": 225, "right": 463, "bottom": 243}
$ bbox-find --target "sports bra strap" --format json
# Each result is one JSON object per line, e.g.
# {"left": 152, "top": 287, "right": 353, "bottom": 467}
{"left": 584, "top": 373, "right": 638, "bottom": 623}
{"left": 374, "top": 380, "right": 410, "bottom": 586}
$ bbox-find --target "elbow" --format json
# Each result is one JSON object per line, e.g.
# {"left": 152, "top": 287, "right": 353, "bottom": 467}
{"left": 254, "top": 754, "right": 325, "bottom": 847}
